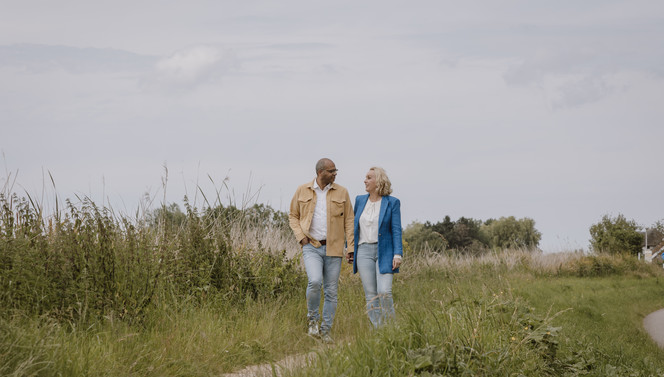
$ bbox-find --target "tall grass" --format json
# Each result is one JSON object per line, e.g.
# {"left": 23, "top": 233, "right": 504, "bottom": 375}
{"left": 3, "top": 187, "right": 664, "bottom": 376}
{"left": 0, "top": 191, "right": 304, "bottom": 325}
{"left": 0, "top": 181, "right": 315, "bottom": 376}
{"left": 402, "top": 247, "right": 659, "bottom": 279}
{"left": 0, "top": 297, "right": 317, "bottom": 376}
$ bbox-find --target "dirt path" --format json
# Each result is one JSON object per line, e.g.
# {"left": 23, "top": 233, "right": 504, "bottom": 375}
{"left": 222, "top": 351, "right": 318, "bottom": 377}
{"left": 644, "top": 309, "right": 664, "bottom": 349}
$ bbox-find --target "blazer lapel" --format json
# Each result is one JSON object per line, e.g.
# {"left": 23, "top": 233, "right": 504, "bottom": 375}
{"left": 356, "top": 195, "right": 368, "bottom": 223}
{"left": 378, "top": 197, "right": 389, "bottom": 227}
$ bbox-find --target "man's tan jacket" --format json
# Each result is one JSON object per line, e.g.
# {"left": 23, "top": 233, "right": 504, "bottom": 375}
{"left": 288, "top": 180, "right": 354, "bottom": 257}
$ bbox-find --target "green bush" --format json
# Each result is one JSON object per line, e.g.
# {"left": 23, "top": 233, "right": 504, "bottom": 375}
{"left": 589, "top": 214, "right": 643, "bottom": 255}
{"left": 0, "top": 193, "right": 305, "bottom": 324}
{"left": 482, "top": 216, "right": 542, "bottom": 249}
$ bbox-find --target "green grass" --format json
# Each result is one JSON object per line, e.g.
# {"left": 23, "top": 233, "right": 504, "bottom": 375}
{"left": 0, "top": 261, "right": 365, "bottom": 376}
{"left": 290, "top": 252, "right": 664, "bottom": 376}
{"left": 512, "top": 276, "right": 664, "bottom": 374}
{"left": 2, "top": 299, "right": 309, "bottom": 376}
{"left": 3, "top": 189, "right": 664, "bottom": 375}
{"left": 3, "top": 251, "right": 664, "bottom": 376}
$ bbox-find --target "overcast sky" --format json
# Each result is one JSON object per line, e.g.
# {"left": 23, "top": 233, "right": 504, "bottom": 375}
{"left": 1, "top": 1, "right": 663, "bottom": 252}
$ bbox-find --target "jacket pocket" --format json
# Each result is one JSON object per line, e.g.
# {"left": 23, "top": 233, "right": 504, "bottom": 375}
{"left": 298, "top": 197, "right": 313, "bottom": 213}
{"left": 330, "top": 199, "right": 345, "bottom": 216}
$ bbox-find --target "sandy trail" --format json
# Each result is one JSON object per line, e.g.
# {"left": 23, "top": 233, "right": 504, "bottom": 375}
{"left": 644, "top": 308, "right": 664, "bottom": 349}
{"left": 222, "top": 351, "right": 318, "bottom": 377}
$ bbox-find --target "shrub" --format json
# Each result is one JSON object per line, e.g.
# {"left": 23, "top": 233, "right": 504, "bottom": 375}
{"left": 589, "top": 214, "right": 643, "bottom": 255}
{"left": 482, "top": 216, "right": 542, "bottom": 249}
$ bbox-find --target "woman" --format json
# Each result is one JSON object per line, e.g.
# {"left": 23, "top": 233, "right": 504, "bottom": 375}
{"left": 348, "top": 167, "right": 403, "bottom": 327}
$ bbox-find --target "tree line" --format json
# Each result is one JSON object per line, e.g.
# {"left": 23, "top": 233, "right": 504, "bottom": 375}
{"left": 150, "top": 203, "right": 662, "bottom": 256}
{"left": 403, "top": 215, "right": 542, "bottom": 254}
{"left": 148, "top": 203, "right": 664, "bottom": 255}
{"left": 151, "top": 204, "right": 546, "bottom": 254}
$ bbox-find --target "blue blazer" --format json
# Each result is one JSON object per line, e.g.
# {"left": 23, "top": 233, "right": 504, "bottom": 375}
{"left": 353, "top": 194, "right": 403, "bottom": 274}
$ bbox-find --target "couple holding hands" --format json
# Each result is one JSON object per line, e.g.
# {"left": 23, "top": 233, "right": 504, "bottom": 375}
{"left": 288, "top": 158, "right": 403, "bottom": 343}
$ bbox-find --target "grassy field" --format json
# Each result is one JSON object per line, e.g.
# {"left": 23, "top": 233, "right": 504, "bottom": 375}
{"left": 3, "top": 250, "right": 664, "bottom": 376}
{"left": 290, "top": 252, "right": 664, "bottom": 376}
{"left": 2, "top": 192, "right": 664, "bottom": 376}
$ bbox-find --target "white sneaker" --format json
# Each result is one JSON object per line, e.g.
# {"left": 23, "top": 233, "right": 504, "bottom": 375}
{"left": 308, "top": 321, "right": 319, "bottom": 337}
{"left": 320, "top": 332, "right": 334, "bottom": 344}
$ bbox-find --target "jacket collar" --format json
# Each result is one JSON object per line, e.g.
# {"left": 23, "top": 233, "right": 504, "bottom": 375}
{"left": 308, "top": 179, "right": 336, "bottom": 190}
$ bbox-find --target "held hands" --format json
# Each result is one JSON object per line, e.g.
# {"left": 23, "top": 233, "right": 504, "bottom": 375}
{"left": 300, "top": 237, "right": 310, "bottom": 246}
{"left": 346, "top": 252, "right": 354, "bottom": 264}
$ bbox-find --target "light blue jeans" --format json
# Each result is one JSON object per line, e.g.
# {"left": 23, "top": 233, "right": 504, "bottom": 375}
{"left": 302, "top": 244, "right": 342, "bottom": 334}
{"left": 356, "top": 243, "right": 395, "bottom": 328}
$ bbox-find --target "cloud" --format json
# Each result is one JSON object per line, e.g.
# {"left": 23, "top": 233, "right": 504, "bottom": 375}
{"left": 550, "top": 75, "right": 614, "bottom": 109}
{"left": 144, "top": 45, "right": 235, "bottom": 91}
{"left": 503, "top": 47, "right": 621, "bottom": 109}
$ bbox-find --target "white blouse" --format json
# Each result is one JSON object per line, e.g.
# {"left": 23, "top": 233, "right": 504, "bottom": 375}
{"left": 359, "top": 197, "right": 381, "bottom": 245}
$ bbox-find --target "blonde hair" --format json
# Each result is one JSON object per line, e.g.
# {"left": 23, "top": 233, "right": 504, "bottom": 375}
{"left": 370, "top": 166, "right": 393, "bottom": 196}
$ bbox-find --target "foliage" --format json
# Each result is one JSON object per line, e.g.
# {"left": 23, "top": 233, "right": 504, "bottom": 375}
{"left": 403, "top": 216, "right": 490, "bottom": 255}
{"left": 148, "top": 202, "right": 289, "bottom": 234}
{"left": 405, "top": 215, "right": 543, "bottom": 255}
{"left": 652, "top": 219, "right": 664, "bottom": 234}
{"left": 298, "top": 290, "right": 568, "bottom": 376}
{"left": 0, "top": 297, "right": 314, "bottom": 377}
{"left": 293, "top": 253, "right": 664, "bottom": 376}
{"left": 3, "top": 247, "right": 664, "bottom": 376}
{"left": 402, "top": 222, "right": 447, "bottom": 253}
{"left": 0, "top": 193, "right": 304, "bottom": 324}
{"left": 2, "top": 177, "right": 663, "bottom": 376}
{"left": 147, "top": 202, "right": 187, "bottom": 232}
{"left": 589, "top": 214, "right": 643, "bottom": 255}
{"left": 482, "top": 216, "right": 542, "bottom": 249}
{"left": 426, "top": 215, "right": 487, "bottom": 251}
{"left": 647, "top": 219, "right": 664, "bottom": 247}
{"left": 559, "top": 252, "right": 643, "bottom": 277}
{"left": 512, "top": 273, "right": 664, "bottom": 376}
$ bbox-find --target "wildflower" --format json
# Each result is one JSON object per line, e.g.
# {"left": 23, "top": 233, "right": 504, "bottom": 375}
{"left": 511, "top": 336, "right": 516, "bottom": 341}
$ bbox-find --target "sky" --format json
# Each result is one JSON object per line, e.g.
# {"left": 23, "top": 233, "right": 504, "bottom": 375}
{"left": 1, "top": 0, "right": 663, "bottom": 252}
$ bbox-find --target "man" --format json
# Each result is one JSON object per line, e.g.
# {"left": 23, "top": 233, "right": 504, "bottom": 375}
{"left": 289, "top": 158, "right": 354, "bottom": 343}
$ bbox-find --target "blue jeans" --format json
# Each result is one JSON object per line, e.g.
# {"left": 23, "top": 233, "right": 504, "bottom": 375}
{"left": 302, "top": 244, "right": 342, "bottom": 334}
{"left": 356, "top": 243, "right": 394, "bottom": 327}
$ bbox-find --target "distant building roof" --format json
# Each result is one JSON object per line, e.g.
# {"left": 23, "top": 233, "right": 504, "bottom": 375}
{"left": 643, "top": 228, "right": 664, "bottom": 248}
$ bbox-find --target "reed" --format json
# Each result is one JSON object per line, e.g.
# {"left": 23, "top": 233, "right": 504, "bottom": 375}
{"left": 0, "top": 191, "right": 304, "bottom": 325}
